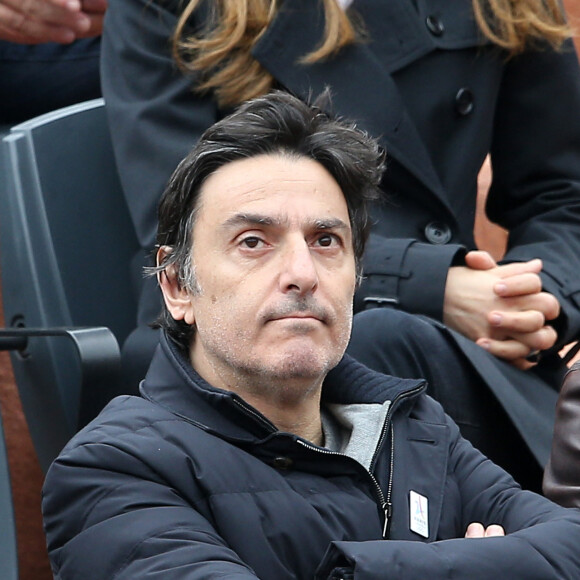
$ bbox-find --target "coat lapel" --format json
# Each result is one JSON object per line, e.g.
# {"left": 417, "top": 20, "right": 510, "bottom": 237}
{"left": 252, "top": 0, "right": 447, "bottom": 201}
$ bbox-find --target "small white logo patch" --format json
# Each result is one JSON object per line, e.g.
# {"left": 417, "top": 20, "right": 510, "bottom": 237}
{"left": 409, "top": 490, "right": 429, "bottom": 538}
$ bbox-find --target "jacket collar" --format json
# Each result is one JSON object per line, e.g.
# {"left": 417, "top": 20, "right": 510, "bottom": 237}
{"left": 140, "top": 331, "right": 426, "bottom": 442}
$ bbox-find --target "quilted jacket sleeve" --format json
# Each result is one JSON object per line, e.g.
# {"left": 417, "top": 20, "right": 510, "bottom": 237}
{"left": 42, "top": 403, "right": 260, "bottom": 580}
{"left": 315, "top": 411, "right": 580, "bottom": 580}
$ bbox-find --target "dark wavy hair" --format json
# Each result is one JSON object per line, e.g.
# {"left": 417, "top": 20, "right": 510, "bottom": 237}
{"left": 151, "top": 89, "right": 385, "bottom": 348}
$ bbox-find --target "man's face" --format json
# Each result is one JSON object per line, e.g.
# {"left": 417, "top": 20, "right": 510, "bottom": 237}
{"left": 162, "top": 154, "right": 356, "bottom": 402}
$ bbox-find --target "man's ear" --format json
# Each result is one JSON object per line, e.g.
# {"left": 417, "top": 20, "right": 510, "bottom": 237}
{"left": 157, "top": 246, "right": 196, "bottom": 325}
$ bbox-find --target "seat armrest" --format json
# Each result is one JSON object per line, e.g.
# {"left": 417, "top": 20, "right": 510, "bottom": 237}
{"left": 0, "top": 326, "right": 122, "bottom": 428}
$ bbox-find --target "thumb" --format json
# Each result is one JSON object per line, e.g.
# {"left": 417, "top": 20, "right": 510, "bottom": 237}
{"left": 465, "top": 250, "right": 497, "bottom": 271}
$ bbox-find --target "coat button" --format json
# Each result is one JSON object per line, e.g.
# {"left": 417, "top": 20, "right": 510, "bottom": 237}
{"left": 273, "top": 456, "right": 293, "bottom": 470}
{"left": 424, "top": 221, "right": 452, "bottom": 244}
{"left": 425, "top": 15, "right": 445, "bottom": 36}
{"left": 454, "top": 88, "right": 475, "bottom": 116}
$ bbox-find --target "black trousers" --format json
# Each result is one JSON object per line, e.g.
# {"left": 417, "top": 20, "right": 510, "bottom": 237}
{"left": 0, "top": 38, "right": 101, "bottom": 125}
{"left": 347, "top": 308, "right": 566, "bottom": 493}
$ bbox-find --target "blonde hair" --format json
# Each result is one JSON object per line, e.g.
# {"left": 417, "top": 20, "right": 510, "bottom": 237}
{"left": 473, "top": 0, "right": 570, "bottom": 51}
{"left": 173, "top": 0, "right": 572, "bottom": 108}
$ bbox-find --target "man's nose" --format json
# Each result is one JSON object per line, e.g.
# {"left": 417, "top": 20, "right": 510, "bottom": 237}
{"left": 279, "top": 240, "right": 319, "bottom": 295}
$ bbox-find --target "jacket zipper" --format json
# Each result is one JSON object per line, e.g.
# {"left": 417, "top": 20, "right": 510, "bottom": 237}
{"left": 300, "top": 382, "right": 425, "bottom": 540}
{"left": 297, "top": 435, "right": 392, "bottom": 539}
{"left": 378, "top": 425, "right": 394, "bottom": 538}
{"left": 232, "top": 398, "right": 278, "bottom": 432}
{"left": 370, "top": 382, "right": 425, "bottom": 538}
{"left": 234, "top": 381, "right": 425, "bottom": 540}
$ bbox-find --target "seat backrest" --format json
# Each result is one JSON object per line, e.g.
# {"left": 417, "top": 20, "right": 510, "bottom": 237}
{"left": 0, "top": 409, "right": 18, "bottom": 580}
{"left": 0, "top": 99, "right": 139, "bottom": 471}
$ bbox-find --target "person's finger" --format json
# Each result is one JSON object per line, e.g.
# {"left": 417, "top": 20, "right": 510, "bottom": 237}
{"left": 75, "top": 12, "right": 103, "bottom": 36}
{"left": 0, "top": 5, "right": 76, "bottom": 43}
{"left": 485, "top": 525, "right": 505, "bottom": 537}
{"left": 538, "top": 293, "right": 561, "bottom": 321}
{"left": 494, "top": 292, "right": 561, "bottom": 322}
{"left": 493, "top": 272, "right": 542, "bottom": 297}
{"left": 478, "top": 323, "right": 557, "bottom": 362}
{"left": 465, "top": 522, "right": 505, "bottom": 538}
{"left": 526, "top": 293, "right": 560, "bottom": 321}
{"left": 486, "top": 320, "right": 557, "bottom": 353}
{"left": 26, "top": 0, "right": 91, "bottom": 29}
{"left": 494, "top": 259, "right": 543, "bottom": 279}
{"left": 508, "top": 326, "right": 558, "bottom": 352}
{"left": 477, "top": 337, "right": 535, "bottom": 361}
{"left": 0, "top": 0, "right": 92, "bottom": 41}
{"left": 465, "top": 522, "right": 485, "bottom": 538}
{"left": 488, "top": 310, "right": 545, "bottom": 334}
{"left": 464, "top": 250, "right": 497, "bottom": 271}
{"left": 5, "top": 0, "right": 79, "bottom": 21}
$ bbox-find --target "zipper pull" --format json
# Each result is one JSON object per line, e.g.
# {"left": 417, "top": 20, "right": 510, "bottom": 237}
{"left": 382, "top": 501, "right": 392, "bottom": 539}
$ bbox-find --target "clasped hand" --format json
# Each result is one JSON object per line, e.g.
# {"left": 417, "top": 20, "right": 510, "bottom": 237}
{"left": 444, "top": 251, "right": 560, "bottom": 369}
{"left": 0, "top": 0, "right": 107, "bottom": 44}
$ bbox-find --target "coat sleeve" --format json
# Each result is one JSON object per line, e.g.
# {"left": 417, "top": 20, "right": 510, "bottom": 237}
{"left": 315, "top": 411, "right": 580, "bottom": 580}
{"left": 101, "top": 0, "right": 221, "bottom": 251}
{"left": 354, "top": 235, "right": 466, "bottom": 320}
{"left": 487, "top": 40, "right": 580, "bottom": 348}
{"left": 355, "top": 40, "right": 580, "bottom": 340}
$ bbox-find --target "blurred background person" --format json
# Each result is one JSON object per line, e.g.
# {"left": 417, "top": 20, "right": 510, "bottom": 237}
{"left": 0, "top": 0, "right": 106, "bottom": 124}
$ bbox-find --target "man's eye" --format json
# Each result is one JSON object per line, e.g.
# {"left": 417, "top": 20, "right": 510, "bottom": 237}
{"left": 240, "top": 236, "right": 264, "bottom": 249}
{"left": 316, "top": 234, "right": 338, "bottom": 247}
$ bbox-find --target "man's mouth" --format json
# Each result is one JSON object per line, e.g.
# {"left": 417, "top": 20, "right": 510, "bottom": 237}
{"left": 263, "top": 301, "right": 330, "bottom": 325}
{"left": 271, "top": 313, "right": 322, "bottom": 322}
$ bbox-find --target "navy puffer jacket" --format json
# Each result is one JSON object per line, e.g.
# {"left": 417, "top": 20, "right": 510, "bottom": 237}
{"left": 42, "top": 332, "right": 580, "bottom": 579}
